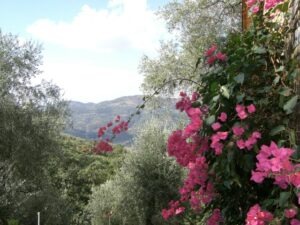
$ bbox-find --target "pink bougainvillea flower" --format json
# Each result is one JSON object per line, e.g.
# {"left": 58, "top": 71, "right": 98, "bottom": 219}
{"left": 247, "top": 0, "right": 284, "bottom": 13}
{"left": 251, "top": 171, "right": 267, "bottom": 183}
{"left": 112, "top": 121, "right": 129, "bottom": 134}
{"left": 191, "top": 92, "right": 200, "bottom": 101}
{"left": 175, "top": 207, "right": 185, "bottom": 215}
{"left": 291, "top": 219, "right": 300, "bottom": 225}
{"left": 218, "top": 112, "right": 227, "bottom": 122}
{"left": 98, "top": 126, "right": 106, "bottom": 137}
{"left": 235, "top": 104, "right": 248, "bottom": 120}
{"left": 186, "top": 107, "right": 201, "bottom": 118}
{"left": 190, "top": 191, "right": 201, "bottom": 210}
{"left": 176, "top": 93, "right": 192, "bottom": 112}
{"left": 244, "top": 132, "right": 261, "bottom": 150}
{"left": 207, "top": 55, "right": 217, "bottom": 65}
{"left": 284, "top": 208, "right": 298, "bottom": 219}
{"left": 180, "top": 91, "right": 187, "bottom": 97}
{"left": 247, "top": 104, "right": 256, "bottom": 113}
{"left": 184, "top": 119, "right": 202, "bottom": 137}
{"left": 210, "top": 132, "right": 227, "bottom": 155}
{"left": 161, "top": 200, "right": 184, "bottom": 220}
{"left": 161, "top": 209, "right": 170, "bottom": 220}
{"left": 207, "top": 208, "right": 222, "bottom": 225}
{"left": 291, "top": 171, "right": 300, "bottom": 188}
{"left": 94, "top": 140, "right": 113, "bottom": 153}
{"left": 216, "top": 131, "right": 228, "bottom": 140}
{"left": 246, "top": 0, "right": 257, "bottom": 8}
{"left": 115, "top": 115, "right": 121, "bottom": 122}
{"left": 211, "top": 122, "right": 221, "bottom": 131}
{"left": 246, "top": 204, "right": 273, "bottom": 225}
{"left": 215, "top": 52, "right": 227, "bottom": 62}
{"left": 212, "top": 142, "right": 224, "bottom": 155}
{"left": 167, "top": 130, "right": 196, "bottom": 166}
{"left": 251, "top": 142, "right": 297, "bottom": 188}
{"left": 236, "top": 139, "right": 246, "bottom": 149}
{"left": 232, "top": 126, "right": 245, "bottom": 136}
{"left": 252, "top": 5, "right": 260, "bottom": 13}
{"left": 251, "top": 131, "right": 261, "bottom": 139}
{"left": 205, "top": 44, "right": 217, "bottom": 57}
{"left": 264, "top": 0, "right": 284, "bottom": 10}
{"left": 184, "top": 107, "right": 203, "bottom": 137}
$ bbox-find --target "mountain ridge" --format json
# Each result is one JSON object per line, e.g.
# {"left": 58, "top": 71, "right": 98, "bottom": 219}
{"left": 65, "top": 95, "right": 179, "bottom": 144}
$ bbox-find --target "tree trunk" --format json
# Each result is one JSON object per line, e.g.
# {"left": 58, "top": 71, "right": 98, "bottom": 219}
{"left": 242, "top": 0, "right": 251, "bottom": 31}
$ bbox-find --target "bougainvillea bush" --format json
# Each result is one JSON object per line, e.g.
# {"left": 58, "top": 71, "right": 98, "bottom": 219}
{"left": 95, "top": 0, "right": 299, "bottom": 224}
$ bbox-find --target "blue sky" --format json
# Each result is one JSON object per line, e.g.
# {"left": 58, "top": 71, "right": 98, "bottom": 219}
{"left": 0, "top": 0, "right": 172, "bottom": 102}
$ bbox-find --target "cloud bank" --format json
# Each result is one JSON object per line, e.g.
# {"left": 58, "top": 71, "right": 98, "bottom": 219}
{"left": 27, "top": 0, "right": 167, "bottom": 54}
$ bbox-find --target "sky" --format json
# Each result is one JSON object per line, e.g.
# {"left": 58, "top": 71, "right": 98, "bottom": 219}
{"left": 0, "top": 0, "right": 172, "bottom": 103}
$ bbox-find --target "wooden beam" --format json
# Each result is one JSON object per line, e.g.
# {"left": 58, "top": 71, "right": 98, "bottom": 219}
{"left": 242, "top": 0, "right": 250, "bottom": 31}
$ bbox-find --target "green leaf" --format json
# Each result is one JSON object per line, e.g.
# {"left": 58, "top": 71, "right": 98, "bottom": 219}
{"left": 289, "top": 130, "right": 296, "bottom": 147}
{"left": 220, "top": 86, "right": 230, "bottom": 99}
{"left": 273, "top": 76, "right": 280, "bottom": 85}
{"left": 274, "top": 1, "right": 289, "bottom": 12}
{"left": 283, "top": 95, "right": 298, "bottom": 114}
{"left": 212, "top": 95, "right": 220, "bottom": 102}
{"left": 270, "top": 125, "right": 285, "bottom": 136}
{"left": 210, "top": 81, "right": 219, "bottom": 93}
{"left": 262, "top": 199, "right": 276, "bottom": 208}
{"left": 223, "top": 180, "right": 231, "bottom": 189}
{"left": 252, "top": 46, "right": 267, "bottom": 54}
{"left": 234, "top": 73, "right": 245, "bottom": 84}
{"left": 288, "top": 69, "right": 299, "bottom": 80}
{"left": 279, "top": 87, "right": 292, "bottom": 97}
{"left": 205, "top": 115, "right": 215, "bottom": 125}
{"left": 279, "top": 192, "right": 290, "bottom": 207}
{"left": 236, "top": 94, "right": 245, "bottom": 102}
{"left": 275, "top": 66, "right": 284, "bottom": 73}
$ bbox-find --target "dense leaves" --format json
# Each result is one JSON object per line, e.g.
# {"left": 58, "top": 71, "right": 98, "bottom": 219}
{"left": 158, "top": 1, "right": 300, "bottom": 224}
{"left": 89, "top": 120, "right": 183, "bottom": 225}
{"left": 0, "top": 31, "right": 124, "bottom": 225}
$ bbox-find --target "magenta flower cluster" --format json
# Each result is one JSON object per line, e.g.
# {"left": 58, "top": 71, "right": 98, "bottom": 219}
{"left": 246, "top": 0, "right": 284, "bottom": 14}
{"left": 163, "top": 92, "right": 221, "bottom": 221}
{"left": 246, "top": 204, "right": 273, "bottom": 225}
{"left": 205, "top": 44, "right": 227, "bottom": 65}
{"left": 251, "top": 141, "right": 300, "bottom": 189}
{"left": 94, "top": 115, "right": 129, "bottom": 153}
{"left": 162, "top": 91, "right": 299, "bottom": 223}
{"left": 162, "top": 92, "right": 268, "bottom": 223}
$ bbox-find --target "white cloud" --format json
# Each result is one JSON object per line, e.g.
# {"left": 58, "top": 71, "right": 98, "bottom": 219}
{"left": 39, "top": 60, "right": 143, "bottom": 103}
{"left": 27, "top": 0, "right": 168, "bottom": 54}
{"left": 27, "top": 0, "right": 170, "bottom": 102}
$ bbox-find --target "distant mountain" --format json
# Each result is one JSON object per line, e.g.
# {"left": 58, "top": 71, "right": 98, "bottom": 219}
{"left": 65, "top": 95, "right": 181, "bottom": 145}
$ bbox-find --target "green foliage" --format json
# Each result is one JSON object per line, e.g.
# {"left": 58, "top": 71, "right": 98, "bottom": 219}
{"left": 151, "top": 4, "right": 299, "bottom": 224}
{"left": 140, "top": 0, "right": 241, "bottom": 95}
{"left": 49, "top": 135, "right": 125, "bottom": 225}
{"left": 88, "top": 120, "right": 183, "bottom": 225}
{"left": 0, "top": 30, "right": 124, "bottom": 225}
{"left": 0, "top": 30, "right": 70, "bottom": 225}
{"left": 7, "top": 219, "right": 19, "bottom": 225}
